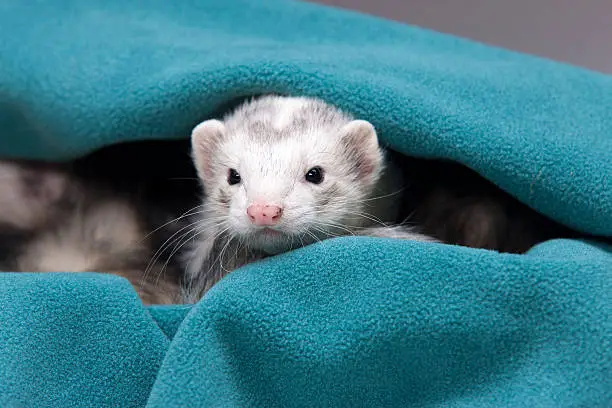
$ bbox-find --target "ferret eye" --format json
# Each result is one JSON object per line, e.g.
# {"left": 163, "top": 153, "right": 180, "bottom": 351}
{"left": 228, "top": 168, "right": 241, "bottom": 185}
{"left": 305, "top": 166, "right": 324, "bottom": 184}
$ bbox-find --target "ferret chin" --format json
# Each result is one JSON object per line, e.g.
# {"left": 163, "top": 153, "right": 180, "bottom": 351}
{"left": 181, "top": 95, "right": 436, "bottom": 302}
{"left": 246, "top": 228, "right": 291, "bottom": 255}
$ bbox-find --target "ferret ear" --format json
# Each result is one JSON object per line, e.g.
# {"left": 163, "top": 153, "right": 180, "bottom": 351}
{"left": 338, "top": 120, "right": 383, "bottom": 181}
{"left": 191, "top": 119, "right": 225, "bottom": 183}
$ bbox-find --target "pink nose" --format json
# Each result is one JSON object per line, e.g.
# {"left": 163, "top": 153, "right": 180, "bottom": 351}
{"left": 246, "top": 203, "right": 283, "bottom": 226}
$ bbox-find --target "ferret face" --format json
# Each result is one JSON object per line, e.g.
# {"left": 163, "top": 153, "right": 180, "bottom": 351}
{"left": 191, "top": 96, "right": 384, "bottom": 254}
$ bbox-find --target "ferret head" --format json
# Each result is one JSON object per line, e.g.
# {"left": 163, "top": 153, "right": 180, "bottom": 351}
{"left": 191, "top": 96, "right": 385, "bottom": 254}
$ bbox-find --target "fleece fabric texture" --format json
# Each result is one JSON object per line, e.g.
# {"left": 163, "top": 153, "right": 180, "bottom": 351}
{"left": 0, "top": 0, "right": 610, "bottom": 407}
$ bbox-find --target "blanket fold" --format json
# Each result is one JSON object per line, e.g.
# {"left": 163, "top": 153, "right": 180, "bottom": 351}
{"left": 0, "top": 0, "right": 610, "bottom": 407}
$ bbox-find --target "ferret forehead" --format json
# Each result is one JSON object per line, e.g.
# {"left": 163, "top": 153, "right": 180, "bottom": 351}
{"left": 223, "top": 96, "right": 353, "bottom": 142}
{"left": 226, "top": 135, "right": 309, "bottom": 163}
{"left": 221, "top": 133, "right": 336, "bottom": 176}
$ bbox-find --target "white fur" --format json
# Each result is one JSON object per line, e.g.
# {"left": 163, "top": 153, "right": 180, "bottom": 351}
{"left": 271, "top": 97, "right": 309, "bottom": 130}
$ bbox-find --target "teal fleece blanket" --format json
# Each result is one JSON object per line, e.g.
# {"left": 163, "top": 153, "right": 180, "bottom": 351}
{"left": 0, "top": 0, "right": 611, "bottom": 407}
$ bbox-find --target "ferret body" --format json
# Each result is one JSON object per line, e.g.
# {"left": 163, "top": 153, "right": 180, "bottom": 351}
{"left": 182, "top": 96, "right": 436, "bottom": 302}
{"left": 0, "top": 160, "right": 183, "bottom": 304}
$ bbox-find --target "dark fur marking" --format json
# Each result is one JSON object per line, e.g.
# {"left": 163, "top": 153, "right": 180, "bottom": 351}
{"left": 316, "top": 182, "right": 341, "bottom": 207}
{"left": 233, "top": 96, "right": 353, "bottom": 144}
{"left": 218, "top": 189, "right": 230, "bottom": 207}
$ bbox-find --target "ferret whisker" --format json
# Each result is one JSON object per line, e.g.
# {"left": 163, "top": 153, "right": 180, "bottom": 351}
{"left": 296, "top": 231, "right": 306, "bottom": 249}
{"left": 303, "top": 229, "right": 323, "bottom": 245}
{"left": 144, "top": 218, "right": 207, "bottom": 278}
{"left": 156, "top": 224, "right": 211, "bottom": 285}
{"left": 217, "top": 235, "right": 235, "bottom": 274}
{"left": 234, "top": 236, "right": 242, "bottom": 262}
{"left": 399, "top": 209, "right": 418, "bottom": 226}
{"left": 311, "top": 221, "right": 356, "bottom": 236}
{"left": 341, "top": 211, "right": 390, "bottom": 228}
{"left": 144, "top": 224, "right": 203, "bottom": 286}
{"left": 202, "top": 227, "right": 233, "bottom": 278}
{"left": 141, "top": 204, "right": 207, "bottom": 242}
{"left": 308, "top": 226, "right": 331, "bottom": 240}
{"left": 145, "top": 217, "right": 229, "bottom": 282}
{"left": 172, "top": 223, "right": 233, "bottom": 289}
{"left": 310, "top": 226, "right": 344, "bottom": 239}
{"left": 355, "top": 186, "right": 410, "bottom": 203}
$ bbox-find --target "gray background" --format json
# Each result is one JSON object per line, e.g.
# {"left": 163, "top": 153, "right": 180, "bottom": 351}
{"left": 312, "top": 0, "right": 612, "bottom": 73}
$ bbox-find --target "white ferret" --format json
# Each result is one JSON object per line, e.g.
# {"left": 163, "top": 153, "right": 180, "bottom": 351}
{"left": 181, "top": 95, "right": 436, "bottom": 302}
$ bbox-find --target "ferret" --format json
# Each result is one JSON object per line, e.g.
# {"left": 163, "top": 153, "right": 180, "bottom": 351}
{"left": 181, "top": 95, "right": 437, "bottom": 302}
{"left": 395, "top": 159, "right": 583, "bottom": 254}
{"left": 0, "top": 159, "right": 184, "bottom": 305}
{"left": 0, "top": 97, "right": 586, "bottom": 305}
